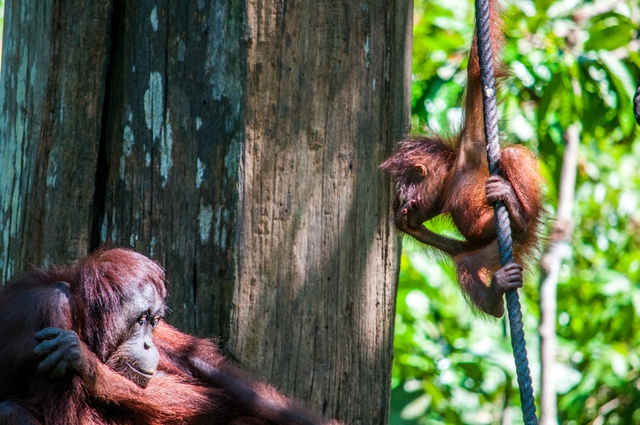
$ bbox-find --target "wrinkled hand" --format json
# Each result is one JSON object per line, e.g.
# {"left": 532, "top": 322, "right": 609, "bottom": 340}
{"left": 485, "top": 175, "right": 513, "bottom": 206}
{"left": 395, "top": 199, "right": 423, "bottom": 232}
{"left": 491, "top": 263, "right": 523, "bottom": 293}
{"left": 34, "top": 328, "right": 90, "bottom": 380}
{"left": 485, "top": 175, "right": 528, "bottom": 232}
{"left": 481, "top": 263, "right": 524, "bottom": 318}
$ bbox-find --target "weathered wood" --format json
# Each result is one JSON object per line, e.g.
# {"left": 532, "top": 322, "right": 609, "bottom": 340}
{"left": 234, "top": 1, "right": 409, "bottom": 422}
{"left": 0, "top": 0, "right": 113, "bottom": 281}
{"left": 0, "top": 0, "right": 410, "bottom": 422}
{"left": 98, "top": 0, "right": 245, "bottom": 338}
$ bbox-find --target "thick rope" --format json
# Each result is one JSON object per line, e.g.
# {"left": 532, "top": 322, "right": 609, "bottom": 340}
{"left": 474, "top": 1, "right": 538, "bottom": 424}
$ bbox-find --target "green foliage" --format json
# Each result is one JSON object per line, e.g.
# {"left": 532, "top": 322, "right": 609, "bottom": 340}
{"left": 392, "top": 0, "right": 640, "bottom": 423}
{"left": 391, "top": 248, "right": 527, "bottom": 424}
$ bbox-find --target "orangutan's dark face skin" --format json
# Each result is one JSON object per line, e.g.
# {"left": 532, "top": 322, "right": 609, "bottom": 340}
{"left": 105, "top": 282, "right": 165, "bottom": 387}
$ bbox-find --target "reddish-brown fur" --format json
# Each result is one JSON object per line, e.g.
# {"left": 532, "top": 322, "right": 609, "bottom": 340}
{"left": 381, "top": 0, "right": 543, "bottom": 317}
{"left": 0, "top": 248, "right": 337, "bottom": 425}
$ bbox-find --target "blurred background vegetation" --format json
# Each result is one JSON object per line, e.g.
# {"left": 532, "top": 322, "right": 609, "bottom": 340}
{"left": 390, "top": 0, "right": 640, "bottom": 424}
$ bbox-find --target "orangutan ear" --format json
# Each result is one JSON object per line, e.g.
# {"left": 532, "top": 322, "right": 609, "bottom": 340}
{"left": 414, "top": 164, "right": 428, "bottom": 177}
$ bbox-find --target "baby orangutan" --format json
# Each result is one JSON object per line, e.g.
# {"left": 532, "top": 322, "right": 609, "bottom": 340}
{"left": 381, "top": 0, "right": 543, "bottom": 317}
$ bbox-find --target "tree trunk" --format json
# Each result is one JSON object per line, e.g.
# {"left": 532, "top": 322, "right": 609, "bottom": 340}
{"left": 0, "top": 0, "right": 410, "bottom": 423}
{"left": 0, "top": 0, "right": 113, "bottom": 276}
{"left": 539, "top": 124, "right": 579, "bottom": 425}
{"left": 233, "top": 2, "right": 409, "bottom": 422}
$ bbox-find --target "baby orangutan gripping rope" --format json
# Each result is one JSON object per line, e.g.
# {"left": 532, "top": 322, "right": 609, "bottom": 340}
{"left": 381, "top": 0, "right": 543, "bottom": 318}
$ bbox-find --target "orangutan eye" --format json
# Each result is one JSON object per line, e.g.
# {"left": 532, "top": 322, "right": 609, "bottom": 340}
{"left": 138, "top": 314, "right": 149, "bottom": 326}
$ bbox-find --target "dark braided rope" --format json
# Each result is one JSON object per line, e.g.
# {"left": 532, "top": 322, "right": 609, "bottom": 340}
{"left": 474, "top": 1, "right": 538, "bottom": 424}
{"left": 634, "top": 76, "right": 640, "bottom": 125}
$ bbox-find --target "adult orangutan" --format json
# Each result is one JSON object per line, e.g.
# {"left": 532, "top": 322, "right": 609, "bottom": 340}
{"left": 0, "top": 248, "right": 337, "bottom": 425}
{"left": 381, "top": 0, "right": 544, "bottom": 317}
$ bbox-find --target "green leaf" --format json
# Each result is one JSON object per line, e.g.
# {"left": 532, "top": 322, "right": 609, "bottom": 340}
{"left": 584, "top": 26, "right": 633, "bottom": 51}
{"left": 584, "top": 16, "right": 634, "bottom": 51}
{"left": 598, "top": 50, "right": 636, "bottom": 136}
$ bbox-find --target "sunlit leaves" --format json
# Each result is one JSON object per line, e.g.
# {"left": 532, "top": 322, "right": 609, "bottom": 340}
{"left": 598, "top": 50, "right": 636, "bottom": 135}
{"left": 394, "top": 0, "right": 640, "bottom": 423}
{"left": 584, "top": 14, "right": 635, "bottom": 52}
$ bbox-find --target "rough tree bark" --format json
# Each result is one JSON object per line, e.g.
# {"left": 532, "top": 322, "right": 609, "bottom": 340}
{"left": 0, "top": 0, "right": 410, "bottom": 423}
{"left": 0, "top": 1, "right": 113, "bottom": 275}
{"left": 539, "top": 124, "right": 579, "bottom": 425}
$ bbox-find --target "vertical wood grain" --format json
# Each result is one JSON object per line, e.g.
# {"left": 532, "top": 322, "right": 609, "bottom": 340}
{"left": 0, "top": 0, "right": 410, "bottom": 422}
{"left": 0, "top": 0, "right": 113, "bottom": 281}
{"left": 235, "top": 0, "right": 410, "bottom": 422}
